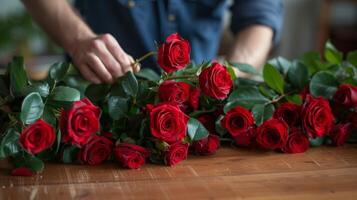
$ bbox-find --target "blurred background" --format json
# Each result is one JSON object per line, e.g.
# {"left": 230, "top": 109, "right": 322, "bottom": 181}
{"left": 0, "top": 0, "right": 356, "bottom": 71}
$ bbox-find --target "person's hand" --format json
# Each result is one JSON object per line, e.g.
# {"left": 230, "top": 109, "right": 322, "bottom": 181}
{"left": 69, "top": 33, "right": 135, "bottom": 84}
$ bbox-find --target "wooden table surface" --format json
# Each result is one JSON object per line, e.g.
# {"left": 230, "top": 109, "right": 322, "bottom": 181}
{"left": 1, "top": 145, "right": 357, "bottom": 200}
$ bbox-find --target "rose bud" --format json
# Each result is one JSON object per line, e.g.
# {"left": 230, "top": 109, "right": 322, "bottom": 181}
{"left": 191, "top": 134, "right": 220, "bottom": 156}
{"left": 282, "top": 128, "right": 309, "bottom": 154}
{"left": 188, "top": 87, "right": 200, "bottom": 111}
{"left": 333, "top": 84, "right": 357, "bottom": 109}
{"left": 60, "top": 98, "right": 101, "bottom": 147}
{"left": 149, "top": 103, "right": 189, "bottom": 143}
{"left": 78, "top": 135, "right": 113, "bottom": 165}
{"left": 197, "top": 114, "right": 217, "bottom": 134}
{"left": 329, "top": 123, "right": 351, "bottom": 146}
{"left": 273, "top": 102, "right": 301, "bottom": 127}
{"left": 165, "top": 142, "right": 189, "bottom": 166}
{"left": 114, "top": 143, "right": 150, "bottom": 169}
{"left": 20, "top": 119, "right": 56, "bottom": 154}
{"left": 158, "top": 80, "right": 191, "bottom": 105}
{"left": 301, "top": 95, "right": 334, "bottom": 138}
{"left": 11, "top": 167, "right": 35, "bottom": 177}
{"left": 199, "top": 62, "right": 233, "bottom": 100}
{"left": 221, "top": 106, "right": 255, "bottom": 137}
{"left": 157, "top": 33, "right": 190, "bottom": 73}
{"left": 256, "top": 118, "right": 289, "bottom": 150}
{"left": 233, "top": 126, "right": 256, "bottom": 147}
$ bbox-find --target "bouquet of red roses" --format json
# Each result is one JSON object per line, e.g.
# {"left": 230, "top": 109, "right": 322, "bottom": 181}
{"left": 0, "top": 33, "right": 356, "bottom": 176}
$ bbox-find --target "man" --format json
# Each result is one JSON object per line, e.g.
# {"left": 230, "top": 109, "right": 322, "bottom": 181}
{"left": 22, "top": 0, "right": 283, "bottom": 84}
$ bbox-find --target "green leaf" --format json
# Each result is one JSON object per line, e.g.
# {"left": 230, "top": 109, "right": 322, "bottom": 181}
{"left": 300, "top": 51, "right": 322, "bottom": 75}
{"left": 12, "top": 153, "right": 45, "bottom": 172}
{"left": 0, "top": 75, "right": 9, "bottom": 97}
{"left": 228, "top": 62, "right": 260, "bottom": 75}
{"left": 285, "top": 94, "right": 303, "bottom": 105}
{"left": 268, "top": 57, "right": 292, "bottom": 75}
{"left": 251, "top": 104, "right": 275, "bottom": 125}
{"left": 309, "top": 137, "right": 325, "bottom": 147}
{"left": 54, "top": 130, "right": 61, "bottom": 154}
{"left": 63, "top": 75, "right": 91, "bottom": 98}
{"left": 9, "top": 57, "right": 28, "bottom": 95}
{"left": 22, "top": 82, "right": 50, "bottom": 97}
{"left": 226, "top": 86, "right": 269, "bottom": 111}
{"left": 85, "top": 84, "right": 110, "bottom": 102}
{"left": 287, "top": 62, "right": 309, "bottom": 90}
{"left": 227, "top": 65, "right": 237, "bottom": 80}
{"left": 20, "top": 92, "right": 44, "bottom": 124}
{"left": 108, "top": 96, "right": 129, "bottom": 120}
{"left": 62, "top": 145, "right": 79, "bottom": 164}
{"left": 42, "top": 106, "right": 57, "bottom": 126}
{"left": 259, "top": 85, "right": 277, "bottom": 99}
{"left": 49, "top": 62, "right": 70, "bottom": 81}
{"left": 119, "top": 71, "right": 138, "bottom": 97}
{"left": 310, "top": 71, "right": 339, "bottom": 99}
{"left": 263, "top": 63, "right": 285, "bottom": 94}
{"left": 347, "top": 50, "right": 357, "bottom": 66}
{"left": 0, "top": 128, "right": 21, "bottom": 159}
{"left": 51, "top": 86, "right": 80, "bottom": 102}
{"left": 215, "top": 115, "right": 227, "bottom": 136}
{"left": 187, "top": 118, "right": 209, "bottom": 141}
{"left": 135, "top": 68, "right": 160, "bottom": 81}
{"left": 324, "top": 41, "right": 343, "bottom": 64}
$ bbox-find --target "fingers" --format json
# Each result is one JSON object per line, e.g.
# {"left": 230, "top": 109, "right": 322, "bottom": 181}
{"left": 77, "top": 64, "right": 101, "bottom": 84}
{"left": 87, "top": 53, "right": 113, "bottom": 83}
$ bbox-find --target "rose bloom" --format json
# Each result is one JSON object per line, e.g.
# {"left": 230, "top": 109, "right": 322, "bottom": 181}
{"left": 301, "top": 95, "right": 334, "bottom": 138}
{"left": 149, "top": 103, "right": 189, "bottom": 143}
{"left": 191, "top": 134, "right": 220, "bottom": 156}
{"left": 199, "top": 62, "right": 233, "bottom": 100}
{"left": 333, "top": 84, "right": 357, "bottom": 109}
{"left": 157, "top": 33, "right": 190, "bottom": 73}
{"left": 256, "top": 118, "right": 289, "bottom": 150}
{"left": 20, "top": 119, "right": 56, "bottom": 154}
{"left": 165, "top": 142, "right": 189, "bottom": 166}
{"left": 345, "top": 112, "right": 357, "bottom": 129}
{"left": 78, "top": 135, "right": 113, "bottom": 165}
{"left": 273, "top": 102, "right": 301, "bottom": 127}
{"left": 233, "top": 126, "right": 256, "bottom": 147}
{"left": 11, "top": 167, "right": 34, "bottom": 177}
{"left": 221, "top": 106, "right": 255, "bottom": 137}
{"left": 114, "top": 143, "right": 150, "bottom": 169}
{"left": 158, "top": 80, "right": 190, "bottom": 105}
{"left": 60, "top": 98, "right": 101, "bottom": 147}
{"left": 329, "top": 123, "right": 351, "bottom": 146}
{"left": 300, "top": 86, "right": 310, "bottom": 100}
{"left": 188, "top": 87, "right": 200, "bottom": 111}
{"left": 282, "top": 128, "right": 309, "bottom": 154}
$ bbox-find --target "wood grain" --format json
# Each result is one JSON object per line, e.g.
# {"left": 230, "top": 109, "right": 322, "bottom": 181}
{"left": 1, "top": 145, "right": 357, "bottom": 200}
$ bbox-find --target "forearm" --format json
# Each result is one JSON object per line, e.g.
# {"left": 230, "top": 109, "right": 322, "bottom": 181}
{"left": 228, "top": 25, "right": 273, "bottom": 71}
{"left": 21, "top": 0, "right": 95, "bottom": 55}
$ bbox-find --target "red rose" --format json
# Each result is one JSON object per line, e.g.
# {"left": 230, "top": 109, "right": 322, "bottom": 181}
{"left": 300, "top": 86, "right": 310, "bottom": 100}
{"left": 158, "top": 80, "right": 191, "bottom": 105}
{"left": 197, "top": 114, "right": 217, "bottom": 134}
{"left": 301, "top": 95, "right": 334, "bottom": 138}
{"left": 188, "top": 87, "right": 200, "bottom": 111}
{"left": 233, "top": 126, "right": 256, "bottom": 147}
{"left": 11, "top": 167, "right": 35, "bottom": 177}
{"left": 346, "top": 112, "right": 357, "bottom": 129}
{"left": 60, "top": 98, "right": 101, "bottom": 146}
{"left": 165, "top": 142, "right": 189, "bottom": 166}
{"left": 199, "top": 62, "right": 233, "bottom": 100}
{"left": 273, "top": 102, "right": 301, "bottom": 127}
{"left": 256, "top": 119, "right": 288, "bottom": 150}
{"left": 329, "top": 123, "right": 351, "bottom": 146}
{"left": 282, "top": 128, "right": 309, "bottom": 153}
{"left": 157, "top": 33, "right": 190, "bottom": 73}
{"left": 149, "top": 103, "right": 189, "bottom": 143}
{"left": 333, "top": 84, "right": 357, "bottom": 109}
{"left": 78, "top": 135, "right": 113, "bottom": 165}
{"left": 191, "top": 134, "right": 220, "bottom": 156}
{"left": 221, "top": 106, "right": 255, "bottom": 137}
{"left": 20, "top": 119, "right": 56, "bottom": 154}
{"left": 114, "top": 143, "right": 150, "bottom": 169}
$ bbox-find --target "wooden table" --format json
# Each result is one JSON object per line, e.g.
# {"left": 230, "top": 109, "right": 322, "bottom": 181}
{"left": 1, "top": 145, "right": 357, "bottom": 200}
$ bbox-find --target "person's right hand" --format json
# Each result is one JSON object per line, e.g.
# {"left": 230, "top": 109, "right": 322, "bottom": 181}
{"left": 69, "top": 33, "right": 135, "bottom": 84}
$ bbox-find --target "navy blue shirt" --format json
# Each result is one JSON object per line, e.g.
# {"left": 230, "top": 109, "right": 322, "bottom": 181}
{"left": 74, "top": 0, "right": 283, "bottom": 72}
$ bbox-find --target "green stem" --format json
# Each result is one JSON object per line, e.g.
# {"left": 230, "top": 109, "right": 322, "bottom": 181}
{"left": 265, "top": 91, "right": 295, "bottom": 106}
{"left": 135, "top": 51, "right": 156, "bottom": 64}
{"left": 165, "top": 75, "right": 196, "bottom": 80}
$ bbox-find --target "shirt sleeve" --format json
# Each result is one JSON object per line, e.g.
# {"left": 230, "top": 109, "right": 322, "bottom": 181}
{"left": 230, "top": 0, "right": 284, "bottom": 45}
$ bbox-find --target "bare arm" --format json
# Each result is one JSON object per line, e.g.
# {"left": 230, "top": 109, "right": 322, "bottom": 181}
{"left": 22, "top": 0, "right": 135, "bottom": 84}
{"left": 227, "top": 25, "right": 273, "bottom": 76}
